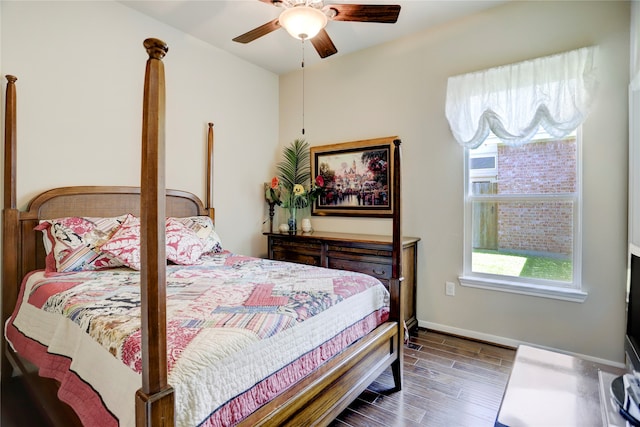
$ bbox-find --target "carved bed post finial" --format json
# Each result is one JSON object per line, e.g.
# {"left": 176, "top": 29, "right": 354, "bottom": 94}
{"left": 143, "top": 38, "right": 169, "bottom": 60}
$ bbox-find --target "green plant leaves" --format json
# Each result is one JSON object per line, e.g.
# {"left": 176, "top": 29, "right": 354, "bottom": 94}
{"left": 276, "top": 139, "right": 311, "bottom": 190}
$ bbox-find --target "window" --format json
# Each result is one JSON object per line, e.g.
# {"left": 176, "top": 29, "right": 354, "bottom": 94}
{"left": 445, "top": 47, "right": 597, "bottom": 302}
{"left": 461, "top": 130, "right": 585, "bottom": 301}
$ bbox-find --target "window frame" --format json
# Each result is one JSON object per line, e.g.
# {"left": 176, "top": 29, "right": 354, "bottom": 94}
{"left": 459, "top": 128, "right": 587, "bottom": 303}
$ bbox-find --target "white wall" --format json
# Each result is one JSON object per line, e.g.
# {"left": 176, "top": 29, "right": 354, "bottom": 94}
{"left": 280, "top": 1, "right": 630, "bottom": 363}
{"left": 630, "top": 0, "right": 640, "bottom": 248}
{"left": 0, "top": 1, "right": 279, "bottom": 256}
{"left": 633, "top": 1, "right": 639, "bottom": 79}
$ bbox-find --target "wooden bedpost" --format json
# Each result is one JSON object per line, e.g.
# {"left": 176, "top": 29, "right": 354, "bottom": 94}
{"left": 206, "top": 122, "right": 215, "bottom": 220}
{"left": 135, "top": 38, "right": 175, "bottom": 427}
{"left": 2, "top": 75, "right": 19, "bottom": 380}
{"left": 390, "top": 138, "right": 404, "bottom": 391}
{"left": 3, "top": 76, "right": 16, "bottom": 210}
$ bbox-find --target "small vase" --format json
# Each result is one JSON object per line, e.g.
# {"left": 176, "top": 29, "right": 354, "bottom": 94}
{"left": 288, "top": 207, "right": 297, "bottom": 233}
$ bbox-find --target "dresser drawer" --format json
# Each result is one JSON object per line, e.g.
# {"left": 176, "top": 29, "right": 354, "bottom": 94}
{"left": 270, "top": 238, "right": 322, "bottom": 252}
{"left": 269, "top": 237, "right": 322, "bottom": 266}
{"left": 271, "top": 249, "right": 321, "bottom": 266}
{"left": 327, "top": 244, "right": 392, "bottom": 259}
{"left": 328, "top": 257, "right": 391, "bottom": 280}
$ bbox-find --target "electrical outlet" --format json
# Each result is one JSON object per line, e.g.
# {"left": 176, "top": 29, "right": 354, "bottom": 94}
{"left": 445, "top": 281, "right": 456, "bottom": 296}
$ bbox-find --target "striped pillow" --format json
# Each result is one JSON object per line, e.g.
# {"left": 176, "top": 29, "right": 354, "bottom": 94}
{"left": 171, "top": 216, "right": 223, "bottom": 253}
{"left": 35, "top": 215, "right": 128, "bottom": 272}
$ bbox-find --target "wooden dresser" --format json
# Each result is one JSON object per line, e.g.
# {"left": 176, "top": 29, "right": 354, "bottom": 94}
{"left": 264, "top": 231, "right": 420, "bottom": 332}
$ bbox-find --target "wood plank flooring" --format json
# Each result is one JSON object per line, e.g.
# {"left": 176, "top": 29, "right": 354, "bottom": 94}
{"left": 330, "top": 329, "right": 515, "bottom": 427}
{"left": 1, "top": 328, "right": 515, "bottom": 427}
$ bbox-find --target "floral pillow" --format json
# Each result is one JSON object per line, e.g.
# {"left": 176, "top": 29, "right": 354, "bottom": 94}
{"left": 35, "top": 215, "right": 128, "bottom": 272}
{"left": 165, "top": 218, "right": 206, "bottom": 265}
{"left": 171, "top": 216, "right": 223, "bottom": 253}
{"left": 101, "top": 214, "right": 206, "bottom": 270}
{"left": 100, "top": 214, "right": 143, "bottom": 270}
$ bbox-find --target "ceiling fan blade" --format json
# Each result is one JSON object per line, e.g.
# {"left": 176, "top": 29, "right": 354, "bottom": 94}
{"left": 329, "top": 4, "right": 401, "bottom": 23}
{"left": 310, "top": 29, "right": 338, "bottom": 58}
{"left": 232, "top": 18, "right": 281, "bottom": 44}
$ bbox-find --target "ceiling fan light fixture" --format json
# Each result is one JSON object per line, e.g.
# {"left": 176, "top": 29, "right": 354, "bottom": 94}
{"left": 279, "top": 6, "right": 327, "bottom": 40}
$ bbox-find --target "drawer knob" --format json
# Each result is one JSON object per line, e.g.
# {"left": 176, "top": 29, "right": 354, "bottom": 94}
{"left": 373, "top": 269, "right": 386, "bottom": 275}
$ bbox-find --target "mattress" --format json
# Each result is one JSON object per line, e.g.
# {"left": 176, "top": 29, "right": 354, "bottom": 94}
{"left": 5, "top": 251, "right": 389, "bottom": 426}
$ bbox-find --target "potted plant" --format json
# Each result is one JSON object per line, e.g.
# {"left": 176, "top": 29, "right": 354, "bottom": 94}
{"left": 268, "top": 139, "right": 325, "bottom": 232}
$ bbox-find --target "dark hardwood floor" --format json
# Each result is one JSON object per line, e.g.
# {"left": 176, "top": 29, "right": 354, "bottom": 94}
{"left": 1, "top": 328, "right": 515, "bottom": 427}
{"left": 332, "top": 329, "right": 515, "bottom": 427}
{"left": 331, "top": 329, "right": 515, "bottom": 427}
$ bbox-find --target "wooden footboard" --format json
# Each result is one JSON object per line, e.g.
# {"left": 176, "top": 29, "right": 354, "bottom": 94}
{"left": 241, "top": 322, "right": 399, "bottom": 426}
{"left": 4, "top": 322, "right": 400, "bottom": 427}
{"left": 2, "top": 38, "right": 404, "bottom": 427}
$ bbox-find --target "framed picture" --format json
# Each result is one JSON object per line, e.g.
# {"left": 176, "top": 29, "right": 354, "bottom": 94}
{"left": 311, "top": 136, "right": 397, "bottom": 217}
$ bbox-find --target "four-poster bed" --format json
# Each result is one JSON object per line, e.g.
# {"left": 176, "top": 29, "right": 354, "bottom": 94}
{"left": 1, "top": 38, "right": 405, "bottom": 426}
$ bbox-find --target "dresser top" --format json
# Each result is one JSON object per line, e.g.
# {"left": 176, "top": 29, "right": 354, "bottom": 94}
{"left": 264, "top": 231, "right": 420, "bottom": 246}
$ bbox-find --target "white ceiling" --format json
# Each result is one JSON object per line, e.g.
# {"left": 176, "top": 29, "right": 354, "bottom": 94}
{"left": 120, "top": 0, "right": 508, "bottom": 75}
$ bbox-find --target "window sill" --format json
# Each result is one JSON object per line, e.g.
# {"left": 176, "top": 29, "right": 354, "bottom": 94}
{"left": 458, "top": 275, "right": 588, "bottom": 303}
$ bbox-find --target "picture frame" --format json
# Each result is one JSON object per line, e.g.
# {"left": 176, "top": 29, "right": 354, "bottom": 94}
{"left": 311, "top": 136, "right": 397, "bottom": 217}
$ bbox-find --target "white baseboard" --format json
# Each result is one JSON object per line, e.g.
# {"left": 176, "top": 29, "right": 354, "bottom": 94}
{"left": 418, "top": 319, "right": 625, "bottom": 369}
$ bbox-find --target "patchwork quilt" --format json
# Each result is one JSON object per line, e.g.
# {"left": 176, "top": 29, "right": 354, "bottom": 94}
{"left": 5, "top": 251, "right": 389, "bottom": 427}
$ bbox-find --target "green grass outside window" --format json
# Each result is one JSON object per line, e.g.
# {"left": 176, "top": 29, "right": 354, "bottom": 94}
{"left": 473, "top": 249, "right": 573, "bottom": 282}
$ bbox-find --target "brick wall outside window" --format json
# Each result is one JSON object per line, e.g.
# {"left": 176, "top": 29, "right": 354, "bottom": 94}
{"left": 496, "top": 138, "right": 576, "bottom": 256}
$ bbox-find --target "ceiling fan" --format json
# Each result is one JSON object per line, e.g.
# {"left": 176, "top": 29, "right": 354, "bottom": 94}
{"left": 232, "top": 0, "right": 401, "bottom": 59}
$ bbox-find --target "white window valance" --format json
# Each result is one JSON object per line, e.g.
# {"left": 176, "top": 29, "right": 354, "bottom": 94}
{"left": 445, "top": 46, "right": 598, "bottom": 148}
